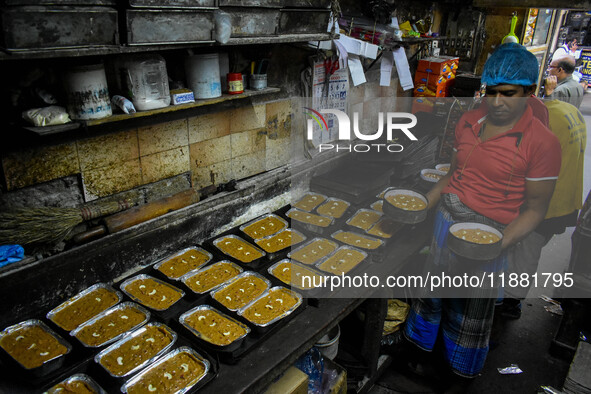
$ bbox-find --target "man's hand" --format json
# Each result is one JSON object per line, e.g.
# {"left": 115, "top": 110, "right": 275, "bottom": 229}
{"left": 545, "top": 75, "right": 557, "bottom": 95}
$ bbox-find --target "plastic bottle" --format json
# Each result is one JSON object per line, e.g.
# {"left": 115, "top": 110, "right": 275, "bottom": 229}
{"left": 119, "top": 54, "right": 171, "bottom": 111}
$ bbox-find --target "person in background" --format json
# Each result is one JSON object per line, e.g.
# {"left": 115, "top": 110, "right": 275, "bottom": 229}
{"left": 551, "top": 38, "right": 579, "bottom": 61}
{"left": 403, "top": 43, "right": 561, "bottom": 393}
{"left": 499, "top": 99, "right": 587, "bottom": 318}
{"left": 544, "top": 55, "right": 585, "bottom": 108}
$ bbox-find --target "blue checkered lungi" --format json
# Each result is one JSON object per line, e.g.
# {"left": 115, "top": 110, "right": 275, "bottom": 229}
{"left": 404, "top": 193, "right": 507, "bottom": 377}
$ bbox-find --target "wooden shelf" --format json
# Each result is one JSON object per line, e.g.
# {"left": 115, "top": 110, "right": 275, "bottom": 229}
{"left": 0, "top": 33, "right": 335, "bottom": 61}
{"left": 21, "top": 87, "right": 280, "bottom": 138}
{"left": 82, "top": 87, "right": 281, "bottom": 127}
{"left": 391, "top": 35, "right": 446, "bottom": 43}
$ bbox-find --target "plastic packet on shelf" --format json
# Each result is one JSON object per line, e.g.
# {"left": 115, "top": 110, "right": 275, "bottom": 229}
{"left": 497, "top": 364, "right": 523, "bottom": 374}
{"left": 111, "top": 95, "right": 136, "bottom": 114}
{"left": 214, "top": 10, "right": 232, "bottom": 44}
{"left": 22, "top": 105, "right": 71, "bottom": 127}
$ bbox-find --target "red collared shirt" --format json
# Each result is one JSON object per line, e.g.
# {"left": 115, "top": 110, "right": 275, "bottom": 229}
{"left": 442, "top": 102, "right": 561, "bottom": 224}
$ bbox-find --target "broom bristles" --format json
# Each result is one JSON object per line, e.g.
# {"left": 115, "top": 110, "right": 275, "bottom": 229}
{"left": 0, "top": 198, "right": 135, "bottom": 246}
{"left": 0, "top": 207, "right": 83, "bottom": 245}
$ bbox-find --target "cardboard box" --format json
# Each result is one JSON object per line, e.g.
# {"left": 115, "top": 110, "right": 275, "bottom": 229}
{"left": 414, "top": 71, "right": 448, "bottom": 90}
{"left": 414, "top": 84, "right": 448, "bottom": 98}
{"left": 438, "top": 55, "right": 460, "bottom": 72}
{"left": 264, "top": 366, "right": 308, "bottom": 394}
{"left": 412, "top": 97, "right": 435, "bottom": 113}
{"left": 170, "top": 89, "right": 195, "bottom": 105}
{"left": 417, "top": 57, "right": 450, "bottom": 75}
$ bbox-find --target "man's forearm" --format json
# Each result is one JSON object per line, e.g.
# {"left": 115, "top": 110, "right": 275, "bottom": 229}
{"left": 501, "top": 209, "right": 546, "bottom": 249}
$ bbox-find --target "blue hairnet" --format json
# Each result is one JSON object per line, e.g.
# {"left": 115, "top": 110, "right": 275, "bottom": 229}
{"left": 481, "top": 43, "right": 539, "bottom": 86}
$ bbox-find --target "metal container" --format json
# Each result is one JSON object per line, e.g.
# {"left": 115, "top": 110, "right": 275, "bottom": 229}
{"left": 121, "top": 346, "right": 210, "bottom": 394}
{"left": 370, "top": 200, "right": 383, "bottom": 212}
{"left": 0, "top": 319, "right": 72, "bottom": 376}
{"left": 447, "top": 222, "right": 503, "bottom": 261}
{"left": 180, "top": 260, "right": 243, "bottom": 295}
{"left": 267, "top": 258, "right": 326, "bottom": 291}
{"left": 254, "top": 228, "right": 307, "bottom": 255}
{"left": 282, "top": 0, "right": 331, "bottom": 7}
{"left": 315, "top": 197, "right": 351, "bottom": 220}
{"left": 5, "top": 0, "right": 116, "bottom": 4}
{"left": 125, "top": 9, "right": 214, "bottom": 45}
{"left": 420, "top": 168, "right": 446, "bottom": 184}
{"left": 278, "top": 9, "right": 331, "bottom": 35}
{"left": 221, "top": 7, "right": 279, "bottom": 37}
{"left": 120, "top": 274, "right": 185, "bottom": 312}
{"left": 179, "top": 305, "right": 250, "bottom": 351}
{"left": 435, "top": 163, "right": 451, "bottom": 173}
{"left": 285, "top": 208, "right": 334, "bottom": 235}
{"left": 287, "top": 237, "right": 339, "bottom": 265}
{"left": 46, "top": 283, "right": 123, "bottom": 332}
{"left": 315, "top": 246, "right": 368, "bottom": 276}
{"left": 1, "top": 6, "right": 118, "bottom": 51}
{"left": 218, "top": 0, "right": 281, "bottom": 6}
{"left": 212, "top": 234, "right": 267, "bottom": 265}
{"left": 153, "top": 246, "right": 213, "bottom": 281}
{"left": 346, "top": 208, "right": 383, "bottom": 231}
{"left": 237, "top": 286, "right": 303, "bottom": 327}
{"left": 94, "top": 322, "right": 177, "bottom": 378}
{"left": 210, "top": 271, "right": 271, "bottom": 312}
{"left": 70, "top": 302, "right": 150, "bottom": 348}
{"left": 129, "top": 0, "right": 215, "bottom": 7}
{"left": 239, "top": 213, "right": 289, "bottom": 241}
{"left": 45, "top": 373, "right": 107, "bottom": 394}
{"left": 293, "top": 192, "right": 328, "bottom": 212}
{"left": 331, "top": 230, "right": 383, "bottom": 250}
{"left": 382, "top": 189, "right": 428, "bottom": 224}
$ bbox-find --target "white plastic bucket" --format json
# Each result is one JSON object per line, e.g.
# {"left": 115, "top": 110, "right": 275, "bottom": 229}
{"left": 315, "top": 324, "right": 340, "bottom": 360}
{"left": 63, "top": 64, "right": 112, "bottom": 120}
{"left": 185, "top": 53, "right": 222, "bottom": 99}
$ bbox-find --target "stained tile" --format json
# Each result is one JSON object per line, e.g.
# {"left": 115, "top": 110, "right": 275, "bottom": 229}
{"left": 231, "top": 129, "right": 266, "bottom": 157}
{"left": 191, "top": 159, "right": 234, "bottom": 189}
{"left": 232, "top": 151, "right": 266, "bottom": 180}
{"left": 77, "top": 130, "right": 139, "bottom": 171}
{"left": 82, "top": 159, "right": 142, "bottom": 200}
{"left": 229, "top": 104, "right": 266, "bottom": 133}
{"left": 266, "top": 100, "right": 292, "bottom": 141}
{"left": 141, "top": 146, "right": 190, "bottom": 185}
{"left": 138, "top": 119, "right": 188, "bottom": 156}
{"left": 188, "top": 111, "right": 231, "bottom": 144}
{"left": 2, "top": 143, "right": 79, "bottom": 191}
{"left": 189, "top": 135, "right": 232, "bottom": 168}
{"left": 266, "top": 138, "right": 291, "bottom": 171}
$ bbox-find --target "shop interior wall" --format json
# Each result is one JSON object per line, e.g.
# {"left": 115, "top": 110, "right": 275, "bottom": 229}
{"left": 474, "top": 8, "right": 528, "bottom": 75}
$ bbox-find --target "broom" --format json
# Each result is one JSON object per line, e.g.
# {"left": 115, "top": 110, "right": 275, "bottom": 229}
{"left": 0, "top": 199, "right": 133, "bottom": 245}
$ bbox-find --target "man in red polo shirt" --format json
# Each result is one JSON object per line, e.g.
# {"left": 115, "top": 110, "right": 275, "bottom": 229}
{"left": 404, "top": 43, "right": 561, "bottom": 393}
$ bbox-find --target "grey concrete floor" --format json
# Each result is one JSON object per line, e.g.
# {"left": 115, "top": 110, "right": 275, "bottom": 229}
{"left": 369, "top": 96, "right": 591, "bottom": 394}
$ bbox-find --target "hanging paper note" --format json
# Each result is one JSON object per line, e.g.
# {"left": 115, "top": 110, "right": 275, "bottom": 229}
{"left": 393, "top": 47, "right": 414, "bottom": 91}
{"left": 348, "top": 54, "right": 366, "bottom": 86}
{"left": 380, "top": 51, "right": 394, "bottom": 86}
